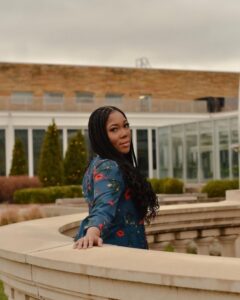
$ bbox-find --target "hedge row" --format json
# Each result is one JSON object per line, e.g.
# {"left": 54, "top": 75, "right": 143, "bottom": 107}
{"left": 13, "top": 185, "right": 83, "bottom": 204}
{"left": 201, "top": 179, "right": 239, "bottom": 198}
{"left": 148, "top": 178, "right": 184, "bottom": 194}
{"left": 0, "top": 176, "right": 41, "bottom": 203}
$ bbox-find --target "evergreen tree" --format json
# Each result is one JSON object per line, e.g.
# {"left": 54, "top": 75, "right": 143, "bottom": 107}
{"left": 38, "top": 120, "right": 63, "bottom": 186}
{"left": 9, "top": 138, "right": 28, "bottom": 175}
{"left": 64, "top": 131, "right": 87, "bottom": 185}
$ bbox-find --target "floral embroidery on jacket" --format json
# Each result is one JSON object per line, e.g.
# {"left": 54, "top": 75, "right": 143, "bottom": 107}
{"left": 74, "top": 156, "right": 148, "bottom": 249}
{"left": 124, "top": 188, "right": 131, "bottom": 200}
{"left": 116, "top": 230, "right": 125, "bottom": 237}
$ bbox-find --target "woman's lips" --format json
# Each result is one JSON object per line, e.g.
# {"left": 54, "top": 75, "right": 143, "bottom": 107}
{"left": 120, "top": 141, "right": 130, "bottom": 147}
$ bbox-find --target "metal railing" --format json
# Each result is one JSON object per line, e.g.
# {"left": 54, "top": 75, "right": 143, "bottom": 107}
{"left": 0, "top": 96, "right": 238, "bottom": 114}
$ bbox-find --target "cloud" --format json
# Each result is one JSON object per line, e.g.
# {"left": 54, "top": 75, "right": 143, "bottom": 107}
{"left": 0, "top": 0, "right": 240, "bottom": 71}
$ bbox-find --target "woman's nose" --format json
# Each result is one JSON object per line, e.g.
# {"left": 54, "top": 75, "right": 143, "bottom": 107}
{"left": 120, "top": 127, "right": 129, "bottom": 137}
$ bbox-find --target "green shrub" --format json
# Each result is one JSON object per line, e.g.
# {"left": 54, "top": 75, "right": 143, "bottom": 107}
{"left": 149, "top": 177, "right": 183, "bottom": 194}
{"left": 64, "top": 131, "right": 87, "bottom": 185}
{"left": 202, "top": 179, "right": 239, "bottom": 198}
{"left": 148, "top": 178, "right": 161, "bottom": 193}
{"left": 228, "top": 179, "right": 239, "bottom": 190}
{"left": 158, "top": 178, "right": 169, "bottom": 193}
{"left": 38, "top": 120, "right": 64, "bottom": 187}
{"left": 163, "top": 243, "right": 174, "bottom": 252}
{"left": 163, "top": 178, "right": 184, "bottom": 194}
{"left": 9, "top": 138, "right": 28, "bottom": 176}
{"left": 13, "top": 185, "right": 82, "bottom": 204}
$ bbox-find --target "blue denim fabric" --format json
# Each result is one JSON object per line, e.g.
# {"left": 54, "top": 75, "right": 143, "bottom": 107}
{"left": 74, "top": 156, "right": 148, "bottom": 249}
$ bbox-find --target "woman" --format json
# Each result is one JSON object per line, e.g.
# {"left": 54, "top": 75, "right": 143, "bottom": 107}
{"left": 74, "top": 106, "right": 159, "bottom": 249}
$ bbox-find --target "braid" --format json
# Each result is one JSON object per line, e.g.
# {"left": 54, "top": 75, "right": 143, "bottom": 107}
{"left": 88, "top": 106, "right": 159, "bottom": 222}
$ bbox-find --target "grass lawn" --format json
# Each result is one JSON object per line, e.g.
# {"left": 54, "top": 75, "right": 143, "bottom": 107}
{"left": 0, "top": 281, "right": 7, "bottom": 300}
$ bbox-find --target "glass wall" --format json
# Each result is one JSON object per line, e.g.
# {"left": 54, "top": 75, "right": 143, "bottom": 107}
{"left": 152, "top": 129, "right": 157, "bottom": 177}
{"left": 185, "top": 123, "right": 198, "bottom": 181}
{"left": 171, "top": 125, "right": 184, "bottom": 178}
{"left": 217, "top": 119, "right": 230, "bottom": 178}
{"left": 231, "top": 118, "right": 239, "bottom": 178}
{"left": 199, "top": 122, "right": 214, "bottom": 181}
{"left": 158, "top": 116, "right": 239, "bottom": 182}
{"left": 83, "top": 129, "right": 93, "bottom": 160}
{"left": 33, "top": 129, "right": 45, "bottom": 175}
{"left": 137, "top": 129, "right": 149, "bottom": 177}
{"left": 0, "top": 130, "right": 6, "bottom": 175}
{"left": 159, "top": 127, "right": 170, "bottom": 178}
{"left": 2, "top": 115, "right": 239, "bottom": 182}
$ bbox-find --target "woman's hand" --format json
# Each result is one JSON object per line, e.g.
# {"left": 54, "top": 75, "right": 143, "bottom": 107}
{"left": 73, "top": 227, "right": 103, "bottom": 249}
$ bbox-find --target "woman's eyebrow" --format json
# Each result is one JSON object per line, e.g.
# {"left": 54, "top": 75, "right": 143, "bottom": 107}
{"left": 107, "top": 119, "right": 128, "bottom": 127}
{"left": 108, "top": 123, "right": 119, "bottom": 127}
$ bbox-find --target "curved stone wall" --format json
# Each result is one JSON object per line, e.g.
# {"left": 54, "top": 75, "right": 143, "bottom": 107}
{"left": 1, "top": 195, "right": 240, "bottom": 299}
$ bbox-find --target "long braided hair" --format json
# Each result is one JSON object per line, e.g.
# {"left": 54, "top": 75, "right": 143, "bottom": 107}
{"left": 88, "top": 106, "right": 159, "bottom": 223}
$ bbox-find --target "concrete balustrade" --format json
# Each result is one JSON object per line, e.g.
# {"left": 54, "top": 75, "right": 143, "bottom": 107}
{"left": 145, "top": 191, "right": 240, "bottom": 256}
{"left": 196, "top": 237, "right": 214, "bottom": 255}
{"left": 218, "top": 235, "right": 238, "bottom": 257}
{"left": 0, "top": 190, "right": 240, "bottom": 299}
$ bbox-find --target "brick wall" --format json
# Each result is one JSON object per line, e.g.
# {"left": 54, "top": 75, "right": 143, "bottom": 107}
{"left": 0, "top": 62, "right": 238, "bottom": 101}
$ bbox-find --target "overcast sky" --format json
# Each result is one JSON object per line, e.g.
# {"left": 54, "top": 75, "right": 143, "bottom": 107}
{"left": 1, "top": 0, "right": 240, "bottom": 71}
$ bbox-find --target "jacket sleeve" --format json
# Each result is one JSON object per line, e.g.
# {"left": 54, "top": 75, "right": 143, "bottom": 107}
{"left": 81, "top": 159, "right": 124, "bottom": 235}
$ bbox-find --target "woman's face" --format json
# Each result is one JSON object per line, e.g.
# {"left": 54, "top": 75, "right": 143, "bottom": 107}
{"left": 106, "top": 111, "right": 131, "bottom": 154}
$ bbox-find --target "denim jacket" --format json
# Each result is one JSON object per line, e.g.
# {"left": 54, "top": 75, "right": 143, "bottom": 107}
{"left": 75, "top": 156, "right": 148, "bottom": 249}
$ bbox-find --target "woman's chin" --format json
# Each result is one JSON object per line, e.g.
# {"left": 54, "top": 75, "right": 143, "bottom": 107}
{"left": 120, "top": 149, "right": 130, "bottom": 154}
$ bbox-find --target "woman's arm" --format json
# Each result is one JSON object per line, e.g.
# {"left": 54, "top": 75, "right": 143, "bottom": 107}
{"left": 74, "top": 159, "right": 123, "bottom": 249}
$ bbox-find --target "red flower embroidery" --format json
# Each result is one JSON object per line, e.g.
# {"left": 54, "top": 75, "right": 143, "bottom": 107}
{"left": 124, "top": 188, "right": 131, "bottom": 200}
{"left": 98, "top": 224, "right": 104, "bottom": 231}
{"left": 108, "top": 200, "right": 114, "bottom": 206}
{"left": 139, "top": 219, "right": 144, "bottom": 225}
{"left": 94, "top": 173, "right": 104, "bottom": 181}
{"left": 116, "top": 230, "right": 125, "bottom": 237}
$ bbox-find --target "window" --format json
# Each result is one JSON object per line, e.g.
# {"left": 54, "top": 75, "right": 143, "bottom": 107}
{"left": 152, "top": 129, "right": 157, "bottom": 170}
{"left": 33, "top": 129, "right": 45, "bottom": 175}
{"left": 75, "top": 92, "right": 94, "bottom": 104}
{"left": 44, "top": 92, "right": 64, "bottom": 104}
{"left": 216, "top": 119, "right": 230, "bottom": 179}
{"left": 0, "top": 129, "right": 6, "bottom": 175}
{"left": 105, "top": 93, "right": 123, "bottom": 105}
{"left": 171, "top": 125, "right": 184, "bottom": 179}
{"left": 231, "top": 118, "right": 239, "bottom": 178}
{"left": 139, "top": 94, "right": 152, "bottom": 111}
{"left": 185, "top": 123, "right": 198, "bottom": 181}
{"left": 137, "top": 129, "right": 149, "bottom": 178}
{"left": 199, "top": 122, "right": 214, "bottom": 180}
{"left": 11, "top": 92, "right": 33, "bottom": 104}
{"left": 158, "top": 127, "right": 169, "bottom": 178}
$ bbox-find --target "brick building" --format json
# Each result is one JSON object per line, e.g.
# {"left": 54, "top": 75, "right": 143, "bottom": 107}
{"left": 0, "top": 62, "right": 239, "bottom": 112}
{"left": 0, "top": 62, "right": 239, "bottom": 182}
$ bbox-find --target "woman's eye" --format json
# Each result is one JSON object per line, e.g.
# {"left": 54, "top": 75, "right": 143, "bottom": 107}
{"left": 110, "top": 128, "right": 118, "bottom": 132}
{"left": 124, "top": 123, "right": 130, "bottom": 128}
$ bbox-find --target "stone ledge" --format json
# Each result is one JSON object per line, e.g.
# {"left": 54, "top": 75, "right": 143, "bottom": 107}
{"left": 226, "top": 189, "right": 240, "bottom": 202}
{"left": 1, "top": 200, "right": 240, "bottom": 299}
